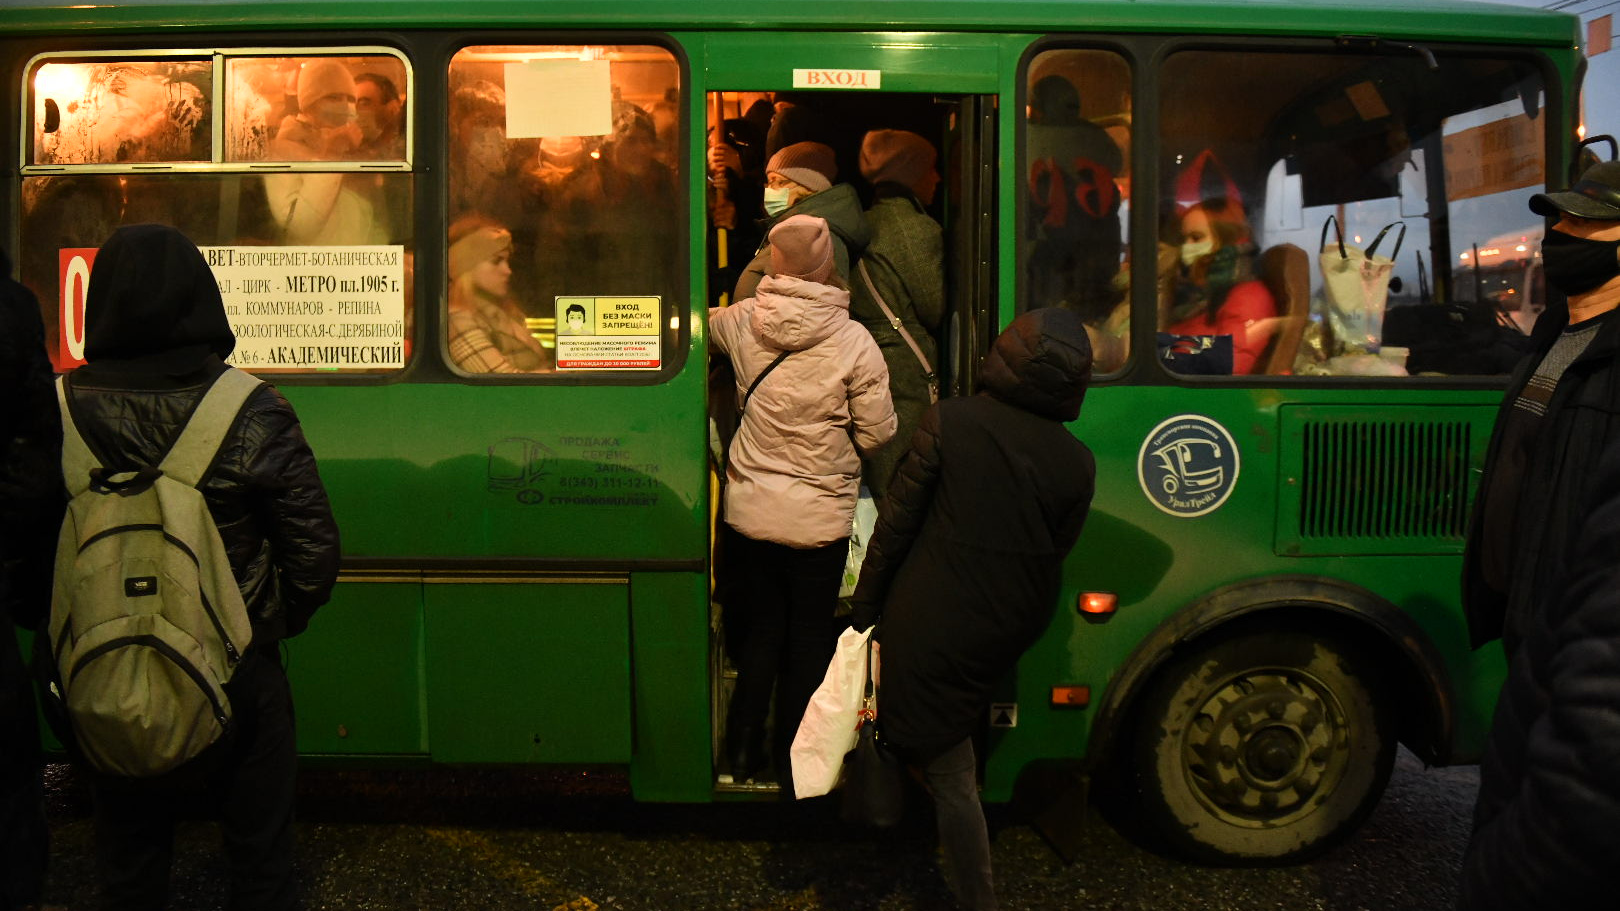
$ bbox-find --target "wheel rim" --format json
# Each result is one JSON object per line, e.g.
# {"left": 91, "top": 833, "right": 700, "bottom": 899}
{"left": 1178, "top": 666, "right": 1351, "bottom": 828}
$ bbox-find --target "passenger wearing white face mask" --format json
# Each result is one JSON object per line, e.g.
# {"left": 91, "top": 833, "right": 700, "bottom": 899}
{"left": 1162, "top": 196, "right": 1278, "bottom": 375}
{"left": 272, "top": 59, "right": 363, "bottom": 161}
{"left": 262, "top": 59, "right": 384, "bottom": 244}
{"left": 354, "top": 72, "right": 404, "bottom": 160}
{"left": 731, "top": 141, "right": 871, "bottom": 303}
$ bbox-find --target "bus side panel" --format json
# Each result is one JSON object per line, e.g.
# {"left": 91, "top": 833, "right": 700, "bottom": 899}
{"left": 981, "top": 386, "right": 1510, "bottom": 798}
{"left": 628, "top": 570, "right": 712, "bottom": 801}
{"left": 424, "top": 581, "right": 631, "bottom": 763}
{"left": 284, "top": 383, "right": 705, "bottom": 564}
{"left": 288, "top": 581, "right": 425, "bottom": 756}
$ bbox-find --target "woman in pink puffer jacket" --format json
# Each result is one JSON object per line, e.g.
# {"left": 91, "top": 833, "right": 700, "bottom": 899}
{"left": 710, "top": 213, "right": 896, "bottom": 792}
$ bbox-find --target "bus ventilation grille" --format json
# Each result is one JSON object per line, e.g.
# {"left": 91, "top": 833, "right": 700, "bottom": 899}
{"left": 1298, "top": 420, "right": 1472, "bottom": 540}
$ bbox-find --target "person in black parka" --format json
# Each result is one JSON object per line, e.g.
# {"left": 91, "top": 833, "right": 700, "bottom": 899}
{"left": 848, "top": 307, "right": 1096, "bottom": 911}
{"left": 0, "top": 246, "right": 63, "bottom": 911}
{"left": 1457, "top": 432, "right": 1620, "bottom": 909}
{"left": 65, "top": 224, "right": 340, "bottom": 911}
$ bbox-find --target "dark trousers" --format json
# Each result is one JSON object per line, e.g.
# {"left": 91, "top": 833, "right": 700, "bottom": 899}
{"left": 917, "top": 738, "right": 996, "bottom": 911}
{"left": 1, "top": 621, "right": 48, "bottom": 911}
{"left": 725, "top": 530, "right": 845, "bottom": 789}
{"left": 92, "top": 650, "right": 298, "bottom": 911}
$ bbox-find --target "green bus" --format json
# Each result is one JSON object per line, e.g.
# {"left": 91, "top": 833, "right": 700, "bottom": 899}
{"left": 3, "top": 0, "right": 1584, "bottom": 864}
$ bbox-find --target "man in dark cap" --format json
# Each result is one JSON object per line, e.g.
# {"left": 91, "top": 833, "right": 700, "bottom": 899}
{"left": 1458, "top": 161, "right": 1620, "bottom": 908}
{"left": 63, "top": 224, "right": 339, "bottom": 911}
{"left": 1, "top": 246, "right": 62, "bottom": 911}
{"left": 1464, "top": 159, "right": 1620, "bottom": 656}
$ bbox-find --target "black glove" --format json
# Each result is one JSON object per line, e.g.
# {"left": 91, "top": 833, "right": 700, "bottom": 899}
{"left": 848, "top": 601, "right": 880, "bottom": 634}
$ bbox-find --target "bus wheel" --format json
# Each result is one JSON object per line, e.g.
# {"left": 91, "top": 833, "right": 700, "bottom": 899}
{"left": 1127, "top": 628, "right": 1395, "bottom": 864}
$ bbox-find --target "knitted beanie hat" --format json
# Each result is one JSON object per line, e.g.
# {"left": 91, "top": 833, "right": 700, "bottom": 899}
{"left": 448, "top": 217, "right": 513, "bottom": 279}
{"left": 769, "top": 214, "right": 836, "bottom": 285}
{"left": 298, "top": 59, "right": 357, "bottom": 114}
{"left": 860, "top": 129, "right": 936, "bottom": 190}
{"left": 766, "top": 141, "right": 837, "bottom": 193}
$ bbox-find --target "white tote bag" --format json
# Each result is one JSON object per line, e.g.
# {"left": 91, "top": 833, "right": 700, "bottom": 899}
{"left": 1319, "top": 216, "right": 1405, "bottom": 353}
{"left": 790, "top": 625, "right": 874, "bottom": 798}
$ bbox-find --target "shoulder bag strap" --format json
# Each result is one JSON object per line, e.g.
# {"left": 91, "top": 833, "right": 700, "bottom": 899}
{"left": 741, "top": 349, "right": 792, "bottom": 413}
{"left": 858, "top": 260, "right": 938, "bottom": 402}
{"left": 160, "top": 367, "right": 264, "bottom": 489}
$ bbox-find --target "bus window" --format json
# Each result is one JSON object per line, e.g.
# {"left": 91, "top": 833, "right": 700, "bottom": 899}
{"left": 20, "top": 49, "right": 414, "bottom": 377}
{"left": 1157, "top": 50, "right": 1546, "bottom": 377}
{"left": 445, "top": 45, "right": 682, "bottom": 376}
{"left": 1020, "top": 49, "right": 1132, "bottom": 374}
{"left": 31, "top": 58, "right": 212, "bottom": 165}
{"left": 225, "top": 55, "right": 409, "bottom": 164}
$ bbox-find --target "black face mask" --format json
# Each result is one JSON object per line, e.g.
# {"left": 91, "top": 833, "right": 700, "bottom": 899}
{"left": 1543, "top": 229, "right": 1620, "bottom": 297}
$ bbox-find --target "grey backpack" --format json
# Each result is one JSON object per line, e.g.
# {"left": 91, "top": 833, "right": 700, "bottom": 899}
{"left": 49, "top": 367, "right": 261, "bottom": 777}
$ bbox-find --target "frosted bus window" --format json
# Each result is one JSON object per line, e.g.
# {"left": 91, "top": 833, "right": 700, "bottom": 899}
{"left": 31, "top": 59, "right": 211, "bottom": 165}
{"left": 1019, "top": 48, "right": 1132, "bottom": 374}
{"left": 445, "top": 45, "right": 682, "bottom": 375}
{"left": 226, "top": 55, "right": 409, "bottom": 162}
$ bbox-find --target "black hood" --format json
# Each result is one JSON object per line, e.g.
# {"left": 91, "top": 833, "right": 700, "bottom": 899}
{"left": 980, "top": 307, "right": 1092, "bottom": 422}
{"left": 84, "top": 224, "right": 235, "bottom": 373}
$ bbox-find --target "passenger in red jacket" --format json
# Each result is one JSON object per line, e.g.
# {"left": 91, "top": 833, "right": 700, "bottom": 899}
{"left": 1164, "top": 196, "right": 1277, "bottom": 374}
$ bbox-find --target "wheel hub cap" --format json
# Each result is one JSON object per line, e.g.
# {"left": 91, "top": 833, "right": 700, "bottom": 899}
{"left": 1181, "top": 670, "right": 1346, "bottom": 826}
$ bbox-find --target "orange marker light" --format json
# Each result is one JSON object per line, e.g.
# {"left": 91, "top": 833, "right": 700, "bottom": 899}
{"left": 1078, "top": 591, "right": 1117, "bottom": 615}
{"left": 1051, "top": 685, "right": 1091, "bottom": 707}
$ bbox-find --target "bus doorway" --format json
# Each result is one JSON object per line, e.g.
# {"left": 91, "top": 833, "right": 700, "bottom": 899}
{"left": 703, "top": 89, "right": 996, "bottom": 792}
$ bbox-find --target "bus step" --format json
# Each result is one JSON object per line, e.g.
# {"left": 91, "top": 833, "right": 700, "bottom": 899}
{"left": 714, "top": 775, "right": 782, "bottom": 794}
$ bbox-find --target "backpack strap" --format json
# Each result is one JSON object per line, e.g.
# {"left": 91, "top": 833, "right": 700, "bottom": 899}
{"left": 56, "top": 375, "right": 103, "bottom": 498}
{"left": 159, "top": 367, "right": 264, "bottom": 489}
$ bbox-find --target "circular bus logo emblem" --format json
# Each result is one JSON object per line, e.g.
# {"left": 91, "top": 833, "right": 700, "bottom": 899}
{"left": 1138, "top": 414, "right": 1240, "bottom": 517}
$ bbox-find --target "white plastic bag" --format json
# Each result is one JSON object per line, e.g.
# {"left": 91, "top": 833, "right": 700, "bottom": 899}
{"left": 839, "top": 486, "right": 878, "bottom": 598}
{"left": 1320, "top": 216, "right": 1404, "bottom": 353}
{"left": 790, "top": 625, "right": 873, "bottom": 798}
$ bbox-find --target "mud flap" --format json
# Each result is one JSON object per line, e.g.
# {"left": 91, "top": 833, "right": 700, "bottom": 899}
{"left": 1012, "top": 761, "right": 1090, "bottom": 863}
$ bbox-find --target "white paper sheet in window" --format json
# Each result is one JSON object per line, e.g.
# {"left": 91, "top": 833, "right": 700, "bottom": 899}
{"left": 504, "top": 59, "right": 612, "bottom": 139}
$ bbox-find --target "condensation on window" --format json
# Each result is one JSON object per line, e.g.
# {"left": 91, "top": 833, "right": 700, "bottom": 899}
{"left": 31, "top": 59, "right": 211, "bottom": 165}
{"left": 444, "top": 45, "right": 682, "bottom": 375}
{"left": 1019, "top": 48, "right": 1132, "bottom": 375}
{"left": 226, "top": 55, "right": 409, "bottom": 162}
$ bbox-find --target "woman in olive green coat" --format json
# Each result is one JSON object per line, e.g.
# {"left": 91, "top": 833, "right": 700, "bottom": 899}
{"left": 851, "top": 129, "right": 946, "bottom": 498}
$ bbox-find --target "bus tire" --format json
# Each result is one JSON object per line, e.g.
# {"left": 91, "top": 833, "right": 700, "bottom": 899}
{"left": 1126, "top": 627, "right": 1395, "bottom": 864}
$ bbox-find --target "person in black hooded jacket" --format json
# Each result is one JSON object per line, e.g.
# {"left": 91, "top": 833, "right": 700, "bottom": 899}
{"left": 1457, "top": 433, "right": 1620, "bottom": 909}
{"left": 848, "top": 307, "right": 1096, "bottom": 911}
{"left": 1, "top": 245, "right": 62, "bottom": 911}
{"left": 62, "top": 224, "right": 339, "bottom": 911}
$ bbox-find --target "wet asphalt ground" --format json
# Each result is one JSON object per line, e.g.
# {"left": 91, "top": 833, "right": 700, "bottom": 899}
{"left": 36, "top": 747, "right": 1475, "bottom": 911}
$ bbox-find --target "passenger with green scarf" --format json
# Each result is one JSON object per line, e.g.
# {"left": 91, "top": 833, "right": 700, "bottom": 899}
{"left": 1164, "top": 197, "right": 1278, "bottom": 374}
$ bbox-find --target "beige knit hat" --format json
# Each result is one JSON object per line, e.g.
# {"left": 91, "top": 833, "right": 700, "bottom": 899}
{"left": 769, "top": 214, "right": 836, "bottom": 285}
{"left": 298, "top": 59, "right": 357, "bottom": 114}
{"left": 448, "top": 217, "right": 512, "bottom": 279}
{"left": 859, "top": 129, "right": 936, "bottom": 190}
{"left": 766, "top": 141, "right": 837, "bottom": 193}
